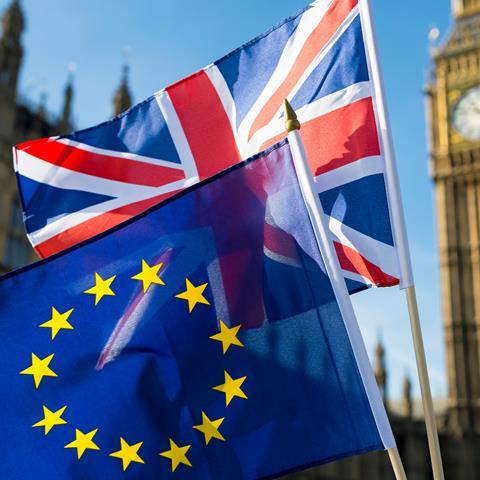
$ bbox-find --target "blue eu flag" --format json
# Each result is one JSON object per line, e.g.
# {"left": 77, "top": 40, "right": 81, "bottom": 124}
{"left": 0, "top": 140, "right": 393, "bottom": 479}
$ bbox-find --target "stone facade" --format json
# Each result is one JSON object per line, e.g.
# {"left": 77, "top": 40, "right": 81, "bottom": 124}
{"left": 1, "top": 0, "right": 479, "bottom": 478}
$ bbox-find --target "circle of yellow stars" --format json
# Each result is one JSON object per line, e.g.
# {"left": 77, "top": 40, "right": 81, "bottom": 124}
{"left": 20, "top": 257, "right": 249, "bottom": 472}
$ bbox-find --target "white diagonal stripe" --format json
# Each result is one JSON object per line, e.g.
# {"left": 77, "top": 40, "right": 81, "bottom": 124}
{"left": 327, "top": 215, "right": 400, "bottom": 279}
{"left": 56, "top": 138, "right": 185, "bottom": 171}
{"left": 250, "top": 6, "right": 360, "bottom": 147}
{"left": 236, "top": 0, "right": 334, "bottom": 147}
{"left": 155, "top": 90, "right": 199, "bottom": 180}
{"left": 342, "top": 268, "right": 375, "bottom": 286}
{"left": 16, "top": 149, "right": 160, "bottom": 198}
{"left": 28, "top": 177, "right": 198, "bottom": 246}
{"left": 245, "top": 81, "right": 372, "bottom": 156}
{"left": 264, "top": 246, "right": 302, "bottom": 268}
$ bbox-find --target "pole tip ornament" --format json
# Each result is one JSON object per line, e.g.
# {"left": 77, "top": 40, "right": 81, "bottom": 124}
{"left": 284, "top": 99, "right": 300, "bottom": 132}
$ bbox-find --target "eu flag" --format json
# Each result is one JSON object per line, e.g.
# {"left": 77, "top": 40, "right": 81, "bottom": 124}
{"left": 0, "top": 140, "right": 393, "bottom": 479}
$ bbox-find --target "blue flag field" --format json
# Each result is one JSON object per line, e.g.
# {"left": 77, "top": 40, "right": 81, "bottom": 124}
{"left": 0, "top": 140, "right": 393, "bottom": 479}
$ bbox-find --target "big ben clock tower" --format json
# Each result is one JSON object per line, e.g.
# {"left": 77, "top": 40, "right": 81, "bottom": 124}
{"left": 428, "top": 0, "right": 480, "bottom": 437}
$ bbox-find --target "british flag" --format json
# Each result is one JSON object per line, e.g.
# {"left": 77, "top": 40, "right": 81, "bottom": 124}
{"left": 13, "top": 0, "right": 408, "bottom": 291}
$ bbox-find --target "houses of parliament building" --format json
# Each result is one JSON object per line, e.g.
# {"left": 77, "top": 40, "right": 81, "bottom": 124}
{"left": 0, "top": 0, "right": 132, "bottom": 275}
{"left": 0, "top": 0, "right": 479, "bottom": 478}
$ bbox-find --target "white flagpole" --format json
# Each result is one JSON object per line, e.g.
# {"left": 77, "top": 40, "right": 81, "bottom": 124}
{"left": 358, "top": 1, "right": 445, "bottom": 478}
{"left": 284, "top": 100, "right": 407, "bottom": 480}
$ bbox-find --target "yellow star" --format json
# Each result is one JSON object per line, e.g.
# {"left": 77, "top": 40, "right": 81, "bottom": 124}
{"left": 39, "top": 307, "right": 74, "bottom": 340}
{"left": 213, "top": 370, "right": 248, "bottom": 406}
{"left": 210, "top": 320, "right": 244, "bottom": 354}
{"left": 175, "top": 278, "right": 210, "bottom": 312}
{"left": 159, "top": 439, "right": 192, "bottom": 472}
{"left": 84, "top": 272, "right": 116, "bottom": 305}
{"left": 20, "top": 353, "right": 57, "bottom": 389}
{"left": 131, "top": 259, "right": 165, "bottom": 293}
{"left": 32, "top": 405, "right": 67, "bottom": 435}
{"left": 193, "top": 412, "right": 225, "bottom": 445}
{"left": 65, "top": 428, "right": 100, "bottom": 459}
{"left": 109, "top": 437, "right": 144, "bottom": 471}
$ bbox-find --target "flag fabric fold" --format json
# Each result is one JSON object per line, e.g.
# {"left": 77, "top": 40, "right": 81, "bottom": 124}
{"left": 0, "top": 141, "right": 393, "bottom": 479}
{"left": 13, "top": 0, "right": 403, "bottom": 292}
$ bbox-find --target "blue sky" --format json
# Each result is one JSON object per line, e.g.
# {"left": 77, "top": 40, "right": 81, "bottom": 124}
{"left": 2, "top": 0, "right": 453, "bottom": 399}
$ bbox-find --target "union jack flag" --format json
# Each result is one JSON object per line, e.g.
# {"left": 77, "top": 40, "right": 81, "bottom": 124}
{"left": 13, "top": 0, "right": 410, "bottom": 291}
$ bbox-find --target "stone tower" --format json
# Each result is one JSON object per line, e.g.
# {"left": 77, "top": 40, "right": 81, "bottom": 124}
{"left": 402, "top": 374, "right": 413, "bottom": 419}
{"left": 58, "top": 73, "right": 74, "bottom": 133}
{"left": 374, "top": 338, "right": 388, "bottom": 405}
{"left": 0, "top": 0, "right": 24, "bottom": 140}
{"left": 427, "top": 0, "right": 480, "bottom": 435}
{"left": 112, "top": 64, "right": 132, "bottom": 116}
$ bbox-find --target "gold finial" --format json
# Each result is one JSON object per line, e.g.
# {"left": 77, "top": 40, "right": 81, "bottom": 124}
{"left": 284, "top": 99, "right": 300, "bottom": 132}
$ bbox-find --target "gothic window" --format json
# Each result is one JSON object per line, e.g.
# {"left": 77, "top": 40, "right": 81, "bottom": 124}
{"left": 3, "top": 199, "right": 31, "bottom": 269}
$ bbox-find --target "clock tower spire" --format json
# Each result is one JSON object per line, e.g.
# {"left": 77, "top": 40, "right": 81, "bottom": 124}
{"left": 428, "top": 0, "right": 480, "bottom": 442}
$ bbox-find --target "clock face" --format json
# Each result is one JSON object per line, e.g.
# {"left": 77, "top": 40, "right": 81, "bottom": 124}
{"left": 452, "top": 86, "right": 480, "bottom": 141}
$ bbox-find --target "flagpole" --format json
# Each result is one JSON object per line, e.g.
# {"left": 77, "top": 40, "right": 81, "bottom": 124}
{"left": 358, "top": 1, "right": 445, "bottom": 478}
{"left": 284, "top": 100, "right": 407, "bottom": 480}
